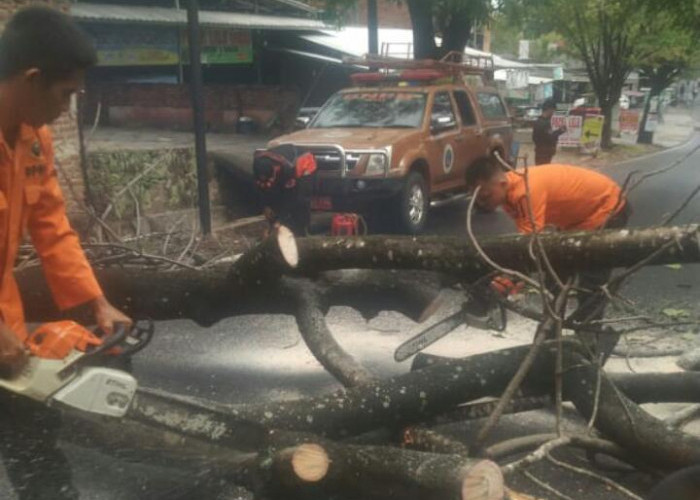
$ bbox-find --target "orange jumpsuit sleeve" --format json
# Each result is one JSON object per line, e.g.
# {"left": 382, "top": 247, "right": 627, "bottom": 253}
{"left": 512, "top": 191, "right": 546, "bottom": 234}
{"left": 27, "top": 131, "right": 103, "bottom": 311}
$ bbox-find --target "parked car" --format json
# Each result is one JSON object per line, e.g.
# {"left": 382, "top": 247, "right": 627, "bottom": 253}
{"left": 260, "top": 67, "right": 513, "bottom": 234}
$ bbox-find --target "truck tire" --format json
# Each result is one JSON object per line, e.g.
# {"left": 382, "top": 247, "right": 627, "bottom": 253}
{"left": 397, "top": 171, "right": 429, "bottom": 234}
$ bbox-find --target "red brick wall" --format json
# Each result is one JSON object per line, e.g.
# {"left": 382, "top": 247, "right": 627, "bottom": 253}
{"left": 0, "top": 1, "right": 85, "bottom": 214}
{"left": 84, "top": 83, "right": 299, "bottom": 132}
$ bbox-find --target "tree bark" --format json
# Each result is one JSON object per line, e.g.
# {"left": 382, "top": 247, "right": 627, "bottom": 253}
{"left": 678, "top": 347, "right": 700, "bottom": 371}
{"left": 409, "top": 346, "right": 700, "bottom": 469}
{"left": 638, "top": 65, "right": 682, "bottom": 145}
{"left": 406, "top": 0, "right": 437, "bottom": 59}
{"left": 609, "top": 371, "right": 700, "bottom": 404}
{"left": 267, "top": 440, "right": 503, "bottom": 500}
{"left": 561, "top": 350, "right": 700, "bottom": 470}
{"left": 320, "top": 270, "right": 445, "bottom": 323}
{"left": 281, "top": 277, "right": 376, "bottom": 388}
{"left": 18, "top": 227, "right": 298, "bottom": 326}
{"left": 414, "top": 352, "right": 700, "bottom": 405}
{"left": 295, "top": 225, "right": 700, "bottom": 277}
{"left": 17, "top": 225, "right": 700, "bottom": 324}
{"left": 129, "top": 343, "right": 549, "bottom": 441}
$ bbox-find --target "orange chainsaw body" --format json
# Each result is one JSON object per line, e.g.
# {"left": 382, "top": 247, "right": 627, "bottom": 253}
{"left": 25, "top": 321, "right": 102, "bottom": 360}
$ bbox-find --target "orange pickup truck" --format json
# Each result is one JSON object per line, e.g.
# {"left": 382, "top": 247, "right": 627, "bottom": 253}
{"left": 264, "top": 64, "right": 513, "bottom": 233}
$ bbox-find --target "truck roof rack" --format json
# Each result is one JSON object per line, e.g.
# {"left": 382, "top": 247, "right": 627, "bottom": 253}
{"left": 342, "top": 51, "right": 495, "bottom": 86}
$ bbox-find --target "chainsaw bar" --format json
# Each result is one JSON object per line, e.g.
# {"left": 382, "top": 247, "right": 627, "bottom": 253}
{"left": 394, "top": 311, "right": 465, "bottom": 362}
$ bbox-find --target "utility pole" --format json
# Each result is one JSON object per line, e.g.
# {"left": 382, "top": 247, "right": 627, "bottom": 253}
{"left": 186, "top": 0, "right": 211, "bottom": 235}
{"left": 368, "top": 0, "right": 379, "bottom": 55}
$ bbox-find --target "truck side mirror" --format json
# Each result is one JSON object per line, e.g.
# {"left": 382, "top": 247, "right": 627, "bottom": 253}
{"left": 294, "top": 116, "right": 311, "bottom": 130}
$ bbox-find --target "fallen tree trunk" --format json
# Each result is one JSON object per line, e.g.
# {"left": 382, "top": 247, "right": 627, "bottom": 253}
{"left": 281, "top": 277, "right": 376, "bottom": 388}
{"left": 678, "top": 347, "right": 700, "bottom": 371}
{"left": 294, "top": 225, "right": 700, "bottom": 277}
{"left": 17, "top": 225, "right": 700, "bottom": 324}
{"left": 18, "top": 227, "right": 298, "bottom": 326}
{"left": 561, "top": 349, "right": 700, "bottom": 470}
{"left": 319, "top": 270, "right": 446, "bottom": 323}
{"left": 129, "top": 343, "right": 551, "bottom": 442}
{"left": 409, "top": 349, "right": 700, "bottom": 469}
{"left": 413, "top": 352, "right": 700, "bottom": 404}
{"left": 60, "top": 408, "right": 256, "bottom": 472}
{"left": 264, "top": 441, "right": 503, "bottom": 500}
{"left": 602, "top": 371, "right": 700, "bottom": 404}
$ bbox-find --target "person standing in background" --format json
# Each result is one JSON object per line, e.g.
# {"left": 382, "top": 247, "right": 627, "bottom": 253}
{"left": 532, "top": 98, "right": 567, "bottom": 165}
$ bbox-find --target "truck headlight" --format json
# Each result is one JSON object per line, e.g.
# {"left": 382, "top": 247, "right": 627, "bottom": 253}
{"left": 365, "top": 154, "right": 387, "bottom": 176}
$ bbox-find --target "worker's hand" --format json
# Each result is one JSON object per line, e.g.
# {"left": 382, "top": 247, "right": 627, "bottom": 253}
{"left": 92, "top": 296, "right": 132, "bottom": 335}
{"left": 558, "top": 125, "right": 568, "bottom": 133}
{"left": 0, "top": 323, "right": 28, "bottom": 379}
{"left": 490, "top": 275, "right": 525, "bottom": 297}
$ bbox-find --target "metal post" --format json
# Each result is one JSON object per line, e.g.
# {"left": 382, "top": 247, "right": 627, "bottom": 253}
{"left": 186, "top": 0, "right": 211, "bottom": 235}
{"left": 367, "top": 0, "right": 379, "bottom": 55}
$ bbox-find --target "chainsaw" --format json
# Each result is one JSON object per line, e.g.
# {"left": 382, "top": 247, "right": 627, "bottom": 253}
{"left": 394, "top": 292, "right": 507, "bottom": 362}
{"left": 0, "top": 320, "right": 153, "bottom": 417}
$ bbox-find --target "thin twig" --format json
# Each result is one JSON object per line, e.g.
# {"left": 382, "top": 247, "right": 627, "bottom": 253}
{"left": 54, "top": 158, "right": 123, "bottom": 243}
{"left": 587, "top": 353, "right": 604, "bottom": 433}
{"left": 546, "top": 453, "right": 644, "bottom": 500}
{"left": 626, "top": 143, "right": 700, "bottom": 194}
{"left": 494, "top": 151, "right": 565, "bottom": 296}
{"left": 663, "top": 404, "right": 700, "bottom": 429}
{"left": 587, "top": 315, "right": 650, "bottom": 325}
{"left": 502, "top": 436, "right": 572, "bottom": 474}
{"left": 466, "top": 186, "right": 546, "bottom": 295}
{"left": 127, "top": 186, "right": 142, "bottom": 246}
{"left": 522, "top": 471, "right": 576, "bottom": 500}
{"left": 555, "top": 311, "right": 565, "bottom": 435}
{"left": 176, "top": 215, "right": 199, "bottom": 264}
{"left": 661, "top": 184, "right": 700, "bottom": 225}
{"left": 101, "top": 151, "right": 173, "bottom": 220}
{"left": 475, "top": 285, "right": 570, "bottom": 448}
{"left": 163, "top": 215, "right": 187, "bottom": 256}
{"left": 87, "top": 100, "right": 102, "bottom": 139}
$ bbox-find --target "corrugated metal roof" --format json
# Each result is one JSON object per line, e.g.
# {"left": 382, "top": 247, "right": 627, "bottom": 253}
{"left": 71, "top": 3, "right": 326, "bottom": 30}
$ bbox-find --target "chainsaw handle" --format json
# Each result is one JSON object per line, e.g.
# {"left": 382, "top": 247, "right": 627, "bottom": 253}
{"left": 82, "top": 322, "right": 130, "bottom": 359}
{"left": 118, "top": 320, "right": 154, "bottom": 357}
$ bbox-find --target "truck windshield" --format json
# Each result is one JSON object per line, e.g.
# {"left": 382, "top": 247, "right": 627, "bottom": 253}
{"left": 311, "top": 92, "right": 427, "bottom": 129}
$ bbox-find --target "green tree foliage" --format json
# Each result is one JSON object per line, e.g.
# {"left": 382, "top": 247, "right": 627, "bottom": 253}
{"left": 634, "top": 10, "right": 698, "bottom": 142}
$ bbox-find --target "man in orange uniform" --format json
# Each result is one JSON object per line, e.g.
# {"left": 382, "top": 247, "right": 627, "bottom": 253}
{"left": 0, "top": 7, "right": 131, "bottom": 498}
{"left": 466, "top": 160, "right": 630, "bottom": 356}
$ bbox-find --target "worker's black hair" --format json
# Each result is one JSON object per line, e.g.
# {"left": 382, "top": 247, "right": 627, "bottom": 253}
{"left": 0, "top": 6, "right": 97, "bottom": 82}
{"left": 542, "top": 98, "right": 556, "bottom": 111}
{"left": 465, "top": 157, "right": 503, "bottom": 189}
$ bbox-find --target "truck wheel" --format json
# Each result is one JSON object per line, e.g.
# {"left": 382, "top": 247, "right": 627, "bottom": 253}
{"left": 398, "top": 172, "right": 429, "bottom": 234}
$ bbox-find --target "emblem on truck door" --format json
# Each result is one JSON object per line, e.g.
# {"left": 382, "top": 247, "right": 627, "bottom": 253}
{"left": 443, "top": 144, "right": 454, "bottom": 173}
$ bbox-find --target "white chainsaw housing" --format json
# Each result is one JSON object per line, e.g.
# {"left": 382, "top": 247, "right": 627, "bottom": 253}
{"left": 0, "top": 353, "right": 137, "bottom": 417}
{"left": 52, "top": 367, "right": 137, "bottom": 417}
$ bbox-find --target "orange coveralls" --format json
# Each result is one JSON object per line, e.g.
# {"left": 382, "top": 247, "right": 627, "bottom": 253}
{"left": 503, "top": 164, "right": 624, "bottom": 233}
{"left": 0, "top": 124, "right": 102, "bottom": 340}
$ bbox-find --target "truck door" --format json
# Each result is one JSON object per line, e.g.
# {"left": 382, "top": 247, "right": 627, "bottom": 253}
{"left": 452, "top": 90, "right": 486, "bottom": 183}
{"left": 425, "top": 91, "right": 464, "bottom": 189}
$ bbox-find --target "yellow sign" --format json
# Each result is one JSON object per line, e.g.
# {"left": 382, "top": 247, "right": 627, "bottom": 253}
{"left": 581, "top": 115, "right": 604, "bottom": 154}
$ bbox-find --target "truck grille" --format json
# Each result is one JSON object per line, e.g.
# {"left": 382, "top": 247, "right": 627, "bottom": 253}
{"left": 308, "top": 149, "right": 359, "bottom": 171}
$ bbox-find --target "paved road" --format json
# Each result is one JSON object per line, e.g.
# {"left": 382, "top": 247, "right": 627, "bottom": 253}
{"left": 3, "top": 121, "right": 699, "bottom": 499}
